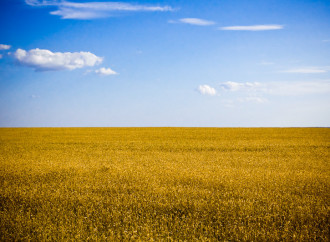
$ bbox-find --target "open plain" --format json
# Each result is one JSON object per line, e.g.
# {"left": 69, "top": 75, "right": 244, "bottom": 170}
{"left": 0, "top": 128, "right": 329, "bottom": 240}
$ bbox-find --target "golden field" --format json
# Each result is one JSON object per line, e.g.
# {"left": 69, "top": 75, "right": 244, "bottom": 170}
{"left": 0, "top": 128, "right": 329, "bottom": 241}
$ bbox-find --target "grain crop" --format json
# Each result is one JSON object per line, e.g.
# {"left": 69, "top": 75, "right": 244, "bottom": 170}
{"left": 0, "top": 128, "right": 329, "bottom": 240}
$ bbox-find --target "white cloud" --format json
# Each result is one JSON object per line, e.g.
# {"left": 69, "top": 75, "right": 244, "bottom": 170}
{"left": 219, "top": 80, "right": 330, "bottom": 96}
{"left": 51, "top": 8, "right": 108, "bottom": 19}
{"left": 198, "top": 80, "right": 330, "bottom": 107}
{"left": 178, "top": 18, "right": 215, "bottom": 26}
{"left": 198, "top": 80, "right": 330, "bottom": 106}
{"left": 217, "top": 80, "right": 330, "bottom": 106}
{"left": 14, "top": 48, "right": 103, "bottom": 71}
{"left": 219, "top": 25, "right": 283, "bottom": 31}
{"left": 220, "top": 81, "right": 261, "bottom": 91}
{"left": 25, "top": 0, "right": 56, "bottom": 6}
{"left": 95, "top": 67, "right": 117, "bottom": 76}
{"left": 282, "top": 67, "right": 329, "bottom": 74}
{"left": 197, "top": 85, "right": 217, "bottom": 96}
{"left": 25, "top": 0, "right": 174, "bottom": 19}
{"left": 0, "top": 44, "right": 11, "bottom": 50}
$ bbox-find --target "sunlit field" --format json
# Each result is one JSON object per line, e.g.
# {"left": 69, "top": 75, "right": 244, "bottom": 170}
{"left": 0, "top": 128, "right": 329, "bottom": 240}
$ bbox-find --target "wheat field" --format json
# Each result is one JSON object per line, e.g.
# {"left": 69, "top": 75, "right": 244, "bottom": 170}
{"left": 0, "top": 128, "right": 329, "bottom": 240}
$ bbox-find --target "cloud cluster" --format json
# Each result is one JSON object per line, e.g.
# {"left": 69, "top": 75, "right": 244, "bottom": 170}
{"left": 220, "top": 81, "right": 260, "bottom": 91}
{"left": 14, "top": 48, "right": 103, "bottom": 71}
{"left": 219, "top": 81, "right": 330, "bottom": 96}
{"left": 219, "top": 25, "right": 283, "bottom": 31}
{"left": 198, "top": 80, "right": 330, "bottom": 104}
{"left": 95, "top": 67, "right": 117, "bottom": 76}
{"left": 197, "top": 85, "right": 217, "bottom": 96}
{"left": 25, "top": 0, "right": 174, "bottom": 19}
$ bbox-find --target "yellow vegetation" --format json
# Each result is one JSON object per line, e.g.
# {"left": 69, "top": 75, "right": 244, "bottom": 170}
{"left": 0, "top": 128, "right": 329, "bottom": 240}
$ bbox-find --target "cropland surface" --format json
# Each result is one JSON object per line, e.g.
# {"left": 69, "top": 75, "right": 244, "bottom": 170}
{"left": 0, "top": 128, "right": 329, "bottom": 240}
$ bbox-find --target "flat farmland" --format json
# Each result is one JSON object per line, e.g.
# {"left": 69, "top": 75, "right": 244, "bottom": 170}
{"left": 0, "top": 128, "right": 329, "bottom": 240}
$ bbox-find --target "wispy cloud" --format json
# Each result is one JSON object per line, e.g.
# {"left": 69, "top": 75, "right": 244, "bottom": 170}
{"left": 95, "top": 67, "right": 117, "bottom": 76}
{"left": 215, "top": 80, "right": 330, "bottom": 106}
{"left": 14, "top": 48, "right": 103, "bottom": 71}
{"left": 199, "top": 80, "right": 330, "bottom": 105}
{"left": 219, "top": 80, "right": 330, "bottom": 96}
{"left": 266, "top": 81, "right": 330, "bottom": 96}
{"left": 25, "top": 0, "right": 56, "bottom": 6}
{"left": 219, "top": 25, "right": 283, "bottom": 31}
{"left": 220, "top": 81, "right": 261, "bottom": 91}
{"left": 282, "top": 67, "right": 329, "bottom": 74}
{"left": 238, "top": 97, "right": 267, "bottom": 103}
{"left": 25, "top": 0, "right": 174, "bottom": 19}
{"left": 0, "top": 44, "right": 11, "bottom": 50}
{"left": 259, "top": 61, "right": 274, "bottom": 66}
{"left": 176, "top": 18, "right": 215, "bottom": 26}
{"left": 30, "top": 94, "right": 40, "bottom": 99}
{"left": 197, "top": 85, "right": 217, "bottom": 96}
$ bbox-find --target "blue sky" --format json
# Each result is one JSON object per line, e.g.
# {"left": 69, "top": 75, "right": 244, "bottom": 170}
{"left": 0, "top": 0, "right": 330, "bottom": 127}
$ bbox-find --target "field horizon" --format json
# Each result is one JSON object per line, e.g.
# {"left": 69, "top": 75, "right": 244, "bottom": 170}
{"left": 1, "top": 127, "right": 329, "bottom": 240}
{"left": 1, "top": 126, "right": 329, "bottom": 129}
